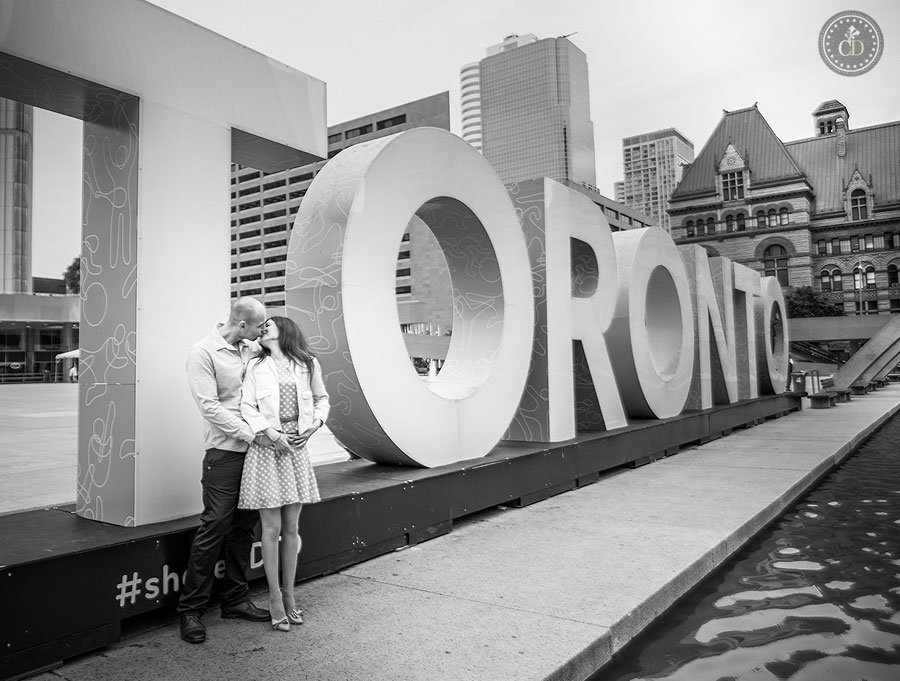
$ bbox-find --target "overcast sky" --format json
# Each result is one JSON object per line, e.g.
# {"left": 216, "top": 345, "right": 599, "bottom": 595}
{"left": 31, "top": 0, "right": 900, "bottom": 277}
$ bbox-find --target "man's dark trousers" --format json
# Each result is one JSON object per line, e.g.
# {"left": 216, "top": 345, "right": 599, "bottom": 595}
{"left": 177, "top": 448, "right": 258, "bottom": 614}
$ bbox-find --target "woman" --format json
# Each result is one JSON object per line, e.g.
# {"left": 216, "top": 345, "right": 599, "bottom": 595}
{"left": 239, "top": 316, "right": 329, "bottom": 632}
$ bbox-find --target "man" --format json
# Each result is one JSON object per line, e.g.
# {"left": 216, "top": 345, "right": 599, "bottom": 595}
{"left": 179, "top": 297, "right": 272, "bottom": 643}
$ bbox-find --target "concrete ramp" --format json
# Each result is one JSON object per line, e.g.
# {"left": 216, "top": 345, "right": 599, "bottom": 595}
{"left": 831, "top": 315, "right": 900, "bottom": 389}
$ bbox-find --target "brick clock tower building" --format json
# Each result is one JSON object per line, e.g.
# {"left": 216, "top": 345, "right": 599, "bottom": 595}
{"left": 669, "top": 100, "right": 900, "bottom": 316}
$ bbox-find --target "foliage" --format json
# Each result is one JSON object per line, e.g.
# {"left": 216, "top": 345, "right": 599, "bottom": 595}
{"left": 63, "top": 256, "right": 80, "bottom": 294}
{"left": 785, "top": 286, "right": 843, "bottom": 318}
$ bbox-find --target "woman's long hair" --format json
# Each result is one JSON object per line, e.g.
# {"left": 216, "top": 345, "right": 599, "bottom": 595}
{"left": 256, "top": 316, "right": 316, "bottom": 375}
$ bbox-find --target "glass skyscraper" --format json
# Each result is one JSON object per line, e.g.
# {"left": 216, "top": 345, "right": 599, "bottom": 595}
{"left": 479, "top": 36, "right": 596, "bottom": 187}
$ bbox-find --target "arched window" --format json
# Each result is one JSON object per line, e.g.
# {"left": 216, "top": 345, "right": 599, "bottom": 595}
{"left": 736, "top": 213, "right": 746, "bottom": 231}
{"left": 889, "top": 264, "right": 899, "bottom": 287}
{"left": 756, "top": 211, "right": 766, "bottom": 229}
{"left": 685, "top": 220, "right": 695, "bottom": 238}
{"left": 767, "top": 209, "right": 778, "bottom": 227}
{"left": 763, "top": 245, "right": 789, "bottom": 285}
{"left": 821, "top": 268, "right": 843, "bottom": 292}
{"left": 779, "top": 208, "right": 789, "bottom": 225}
{"left": 854, "top": 265, "right": 876, "bottom": 290}
{"left": 851, "top": 189, "right": 868, "bottom": 221}
{"left": 706, "top": 217, "right": 715, "bottom": 235}
{"left": 725, "top": 215, "right": 734, "bottom": 232}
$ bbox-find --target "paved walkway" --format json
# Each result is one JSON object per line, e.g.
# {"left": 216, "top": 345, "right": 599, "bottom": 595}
{"left": 20, "top": 384, "right": 900, "bottom": 681}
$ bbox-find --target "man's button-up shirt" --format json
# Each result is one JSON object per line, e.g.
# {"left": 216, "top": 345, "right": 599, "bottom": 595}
{"left": 186, "top": 325, "right": 258, "bottom": 452}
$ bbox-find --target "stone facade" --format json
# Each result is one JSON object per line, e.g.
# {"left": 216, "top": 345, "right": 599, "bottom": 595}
{"left": 669, "top": 101, "right": 900, "bottom": 316}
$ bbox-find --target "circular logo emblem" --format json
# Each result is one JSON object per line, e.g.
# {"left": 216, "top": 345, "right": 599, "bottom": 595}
{"left": 819, "top": 11, "right": 883, "bottom": 76}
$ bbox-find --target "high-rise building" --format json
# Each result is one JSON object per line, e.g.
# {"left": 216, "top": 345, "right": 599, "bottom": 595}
{"left": 620, "top": 128, "right": 693, "bottom": 233}
{"left": 230, "top": 92, "right": 452, "bottom": 334}
{"left": 459, "top": 34, "right": 538, "bottom": 155}
{"left": 0, "top": 98, "right": 32, "bottom": 293}
{"left": 613, "top": 181, "right": 625, "bottom": 204}
{"left": 475, "top": 34, "right": 596, "bottom": 186}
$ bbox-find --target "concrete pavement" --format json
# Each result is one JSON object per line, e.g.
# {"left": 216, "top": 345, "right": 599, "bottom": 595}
{"left": 18, "top": 383, "right": 900, "bottom": 681}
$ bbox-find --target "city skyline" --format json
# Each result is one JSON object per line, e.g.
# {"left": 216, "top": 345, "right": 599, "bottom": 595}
{"left": 28, "top": 0, "right": 900, "bottom": 277}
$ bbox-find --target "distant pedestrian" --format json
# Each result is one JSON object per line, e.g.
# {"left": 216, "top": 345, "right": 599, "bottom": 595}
{"left": 68, "top": 365, "right": 77, "bottom": 383}
{"left": 239, "top": 316, "right": 329, "bottom": 632}
{"left": 178, "top": 297, "right": 272, "bottom": 644}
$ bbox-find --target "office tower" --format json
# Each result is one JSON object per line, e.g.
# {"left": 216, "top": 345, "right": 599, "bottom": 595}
{"left": 0, "top": 98, "right": 32, "bottom": 293}
{"left": 459, "top": 62, "right": 482, "bottom": 153}
{"left": 621, "top": 128, "right": 693, "bottom": 233}
{"left": 475, "top": 34, "right": 596, "bottom": 186}
{"left": 459, "top": 34, "right": 538, "bottom": 154}
{"left": 230, "top": 92, "right": 452, "bottom": 331}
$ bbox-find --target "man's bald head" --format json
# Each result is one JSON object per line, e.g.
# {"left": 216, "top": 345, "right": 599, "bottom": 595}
{"left": 229, "top": 297, "right": 267, "bottom": 341}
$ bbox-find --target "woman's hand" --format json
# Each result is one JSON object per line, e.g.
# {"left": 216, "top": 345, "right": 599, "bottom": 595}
{"left": 272, "top": 432, "right": 293, "bottom": 456}
{"left": 287, "top": 419, "right": 322, "bottom": 449}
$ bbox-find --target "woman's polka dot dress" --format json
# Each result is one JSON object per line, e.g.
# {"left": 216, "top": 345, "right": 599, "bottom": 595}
{"left": 239, "top": 360, "right": 321, "bottom": 509}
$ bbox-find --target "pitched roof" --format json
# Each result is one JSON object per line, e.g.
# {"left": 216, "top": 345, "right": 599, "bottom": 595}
{"left": 786, "top": 122, "right": 900, "bottom": 213}
{"left": 671, "top": 105, "right": 806, "bottom": 200}
{"left": 813, "top": 99, "right": 847, "bottom": 116}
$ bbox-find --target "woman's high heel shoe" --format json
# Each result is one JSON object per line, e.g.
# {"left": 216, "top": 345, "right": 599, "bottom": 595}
{"left": 271, "top": 617, "right": 290, "bottom": 632}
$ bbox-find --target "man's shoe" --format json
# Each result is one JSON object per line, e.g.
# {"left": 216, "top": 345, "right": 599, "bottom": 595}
{"left": 220, "top": 600, "right": 270, "bottom": 621}
{"left": 180, "top": 613, "right": 206, "bottom": 644}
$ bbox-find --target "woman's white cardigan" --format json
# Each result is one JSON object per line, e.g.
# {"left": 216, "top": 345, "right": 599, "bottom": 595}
{"left": 240, "top": 356, "right": 330, "bottom": 435}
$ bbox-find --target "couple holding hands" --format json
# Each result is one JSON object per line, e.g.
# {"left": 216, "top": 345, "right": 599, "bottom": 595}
{"left": 179, "top": 297, "right": 329, "bottom": 642}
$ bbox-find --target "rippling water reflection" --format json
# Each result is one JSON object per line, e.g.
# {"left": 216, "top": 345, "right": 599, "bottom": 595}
{"left": 594, "top": 415, "right": 900, "bottom": 681}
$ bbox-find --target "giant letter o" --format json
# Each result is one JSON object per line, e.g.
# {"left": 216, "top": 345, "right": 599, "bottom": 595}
{"left": 285, "top": 128, "right": 534, "bottom": 467}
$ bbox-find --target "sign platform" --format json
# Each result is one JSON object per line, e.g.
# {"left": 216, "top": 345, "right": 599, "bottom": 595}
{"left": 0, "top": 394, "right": 801, "bottom": 680}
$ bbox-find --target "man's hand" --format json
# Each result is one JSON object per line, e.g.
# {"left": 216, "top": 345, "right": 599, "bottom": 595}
{"left": 253, "top": 432, "right": 275, "bottom": 447}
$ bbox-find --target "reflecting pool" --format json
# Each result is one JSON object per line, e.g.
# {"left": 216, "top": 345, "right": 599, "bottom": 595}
{"left": 593, "top": 413, "right": 900, "bottom": 681}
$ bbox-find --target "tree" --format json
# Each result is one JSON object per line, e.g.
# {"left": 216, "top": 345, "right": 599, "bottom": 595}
{"left": 63, "top": 256, "right": 80, "bottom": 294}
{"left": 785, "top": 286, "right": 843, "bottom": 318}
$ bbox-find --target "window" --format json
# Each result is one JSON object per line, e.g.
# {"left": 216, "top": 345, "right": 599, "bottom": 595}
{"left": 722, "top": 172, "right": 744, "bottom": 201}
{"left": 736, "top": 214, "right": 746, "bottom": 231}
{"left": 395, "top": 268, "right": 411, "bottom": 277}
{"left": 327, "top": 133, "right": 342, "bottom": 144}
{"left": 725, "top": 215, "right": 734, "bottom": 232}
{"left": 345, "top": 124, "right": 373, "bottom": 139}
{"left": 840, "top": 237, "right": 851, "bottom": 254}
{"left": 817, "top": 240, "right": 827, "bottom": 255}
{"left": 855, "top": 300, "right": 878, "bottom": 315}
{"left": 756, "top": 211, "right": 766, "bottom": 229}
{"left": 889, "top": 264, "right": 899, "bottom": 287}
{"left": 874, "top": 235, "right": 885, "bottom": 250}
{"left": 685, "top": 220, "right": 695, "bottom": 237}
{"left": 850, "top": 189, "right": 868, "bottom": 220}
{"left": 398, "top": 250, "right": 410, "bottom": 260}
{"left": 887, "top": 233, "right": 896, "bottom": 249}
{"left": 763, "top": 245, "right": 789, "bottom": 285}
{"left": 779, "top": 208, "right": 789, "bottom": 225}
{"left": 820, "top": 268, "right": 842, "bottom": 292}
{"left": 376, "top": 114, "right": 406, "bottom": 131}
{"left": 832, "top": 238, "right": 841, "bottom": 255}
{"left": 891, "top": 298, "right": 900, "bottom": 314}
{"left": 395, "top": 285, "right": 411, "bottom": 295}
{"left": 854, "top": 266, "right": 876, "bottom": 290}
{"left": 865, "top": 235, "right": 875, "bottom": 251}
{"left": 706, "top": 217, "right": 715, "bottom": 235}
{"left": 851, "top": 236, "right": 860, "bottom": 253}
{"left": 767, "top": 209, "right": 777, "bottom": 227}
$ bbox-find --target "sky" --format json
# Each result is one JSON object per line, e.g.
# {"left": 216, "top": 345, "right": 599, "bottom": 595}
{"left": 30, "top": 0, "right": 900, "bottom": 277}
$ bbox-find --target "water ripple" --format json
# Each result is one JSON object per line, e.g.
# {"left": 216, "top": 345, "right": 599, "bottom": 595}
{"left": 594, "top": 415, "right": 900, "bottom": 680}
